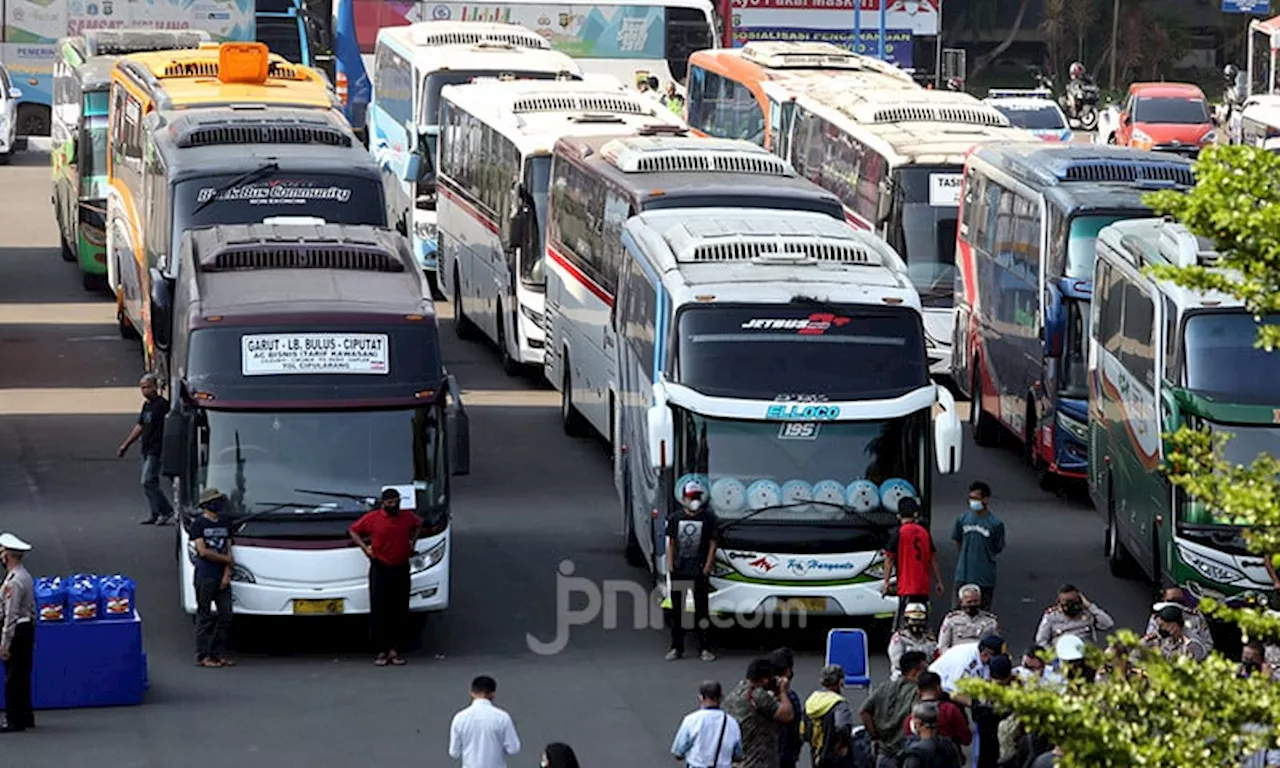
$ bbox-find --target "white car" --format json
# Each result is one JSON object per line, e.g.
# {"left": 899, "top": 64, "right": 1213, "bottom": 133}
{"left": 0, "top": 64, "right": 21, "bottom": 164}
{"left": 984, "top": 89, "right": 1074, "bottom": 142}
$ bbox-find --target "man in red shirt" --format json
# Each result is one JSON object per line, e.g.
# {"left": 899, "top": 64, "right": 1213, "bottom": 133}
{"left": 349, "top": 488, "right": 422, "bottom": 666}
{"left": 882, "top": 497, "right": 944, "bottom": 628}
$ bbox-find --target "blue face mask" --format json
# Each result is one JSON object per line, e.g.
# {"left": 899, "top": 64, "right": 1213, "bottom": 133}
{"left": 969, "top": 499, "right": 984, "bottom": 512}
{"left": 206, "top": 499, "right": 223, "bottom": 514}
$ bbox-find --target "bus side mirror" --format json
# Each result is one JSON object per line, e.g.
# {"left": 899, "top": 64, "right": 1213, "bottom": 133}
{"left": 8, "top": 87, "right": 20, "bottom": 100}
{"left": 149, "top": 268, "right": 172, "bottom": 351}
{"left": 444, "top": 374, "right": 471, "bottom": 476}
{"left": 160, "top": 410, "right": 190, "bottom": 477}
{"left": 647, "top": 382, "right": 673, "bottom": 470}
{"left": 934, "top": 386, "right": 962, "bottom": 475}
{"left": 508, "top": 203, "right": 528, "bottom": 248}
{"left": 1160, "top": 390, "right": 1182, "bottom": 434}
{"left": 402, "top": 154, "right": 422, "bottom": 183}
{"left": 1042, "top": 286, "right": 1064, "bottom": 358}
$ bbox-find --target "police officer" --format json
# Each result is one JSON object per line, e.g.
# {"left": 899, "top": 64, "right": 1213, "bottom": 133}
{"left": 1144, "top": 587, "right": 1212, "bottom": 649}
{"left": 888, "top": 602, "right": 938, "bottom": 679}
{"left": 1142, "top": 605, "right": 1209, "bottom": 662}
{"left": 937, "top": 584, "right": 1000, "bottom": 653}
{"left": 1034, "top": 584, "right": 1115, "bottom": 648}
{"left": 0, "top": 532, "right": 35, "bottom": 733}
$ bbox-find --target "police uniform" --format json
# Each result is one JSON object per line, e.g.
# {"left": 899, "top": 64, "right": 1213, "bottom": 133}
{"left": 0, "top": 533, "right": 36, "bottom": 732}
{"left": 937, "top": 608, "right": 1000, "bottom": 652}
{"left": 1144, "top": 605, "right": 1213, "bottom": 649}
{"left": 1148, "top": 631, "right": 1209, "bottom": 662}
{"left": 888, "top": 629, "right": 938, "bottom": 679}
{"left": 1034, "top": 603, "right": 1115, "bottom": 648}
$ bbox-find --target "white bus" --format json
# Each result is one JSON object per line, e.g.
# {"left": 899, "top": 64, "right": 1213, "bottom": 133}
{"left": 613, "top": 207, "right": 963, "bottom": 616}
{"left": 436, "top": 77, "right": 686, "bottom": 373}
{"left": 368, "top": 21, "right": 582, "bottom": 282}
{"left": 784, "top": 87, "right": 1036, "bottom": 375}
{"left": 544, "top": 135, "right": 846, "bottom": 443}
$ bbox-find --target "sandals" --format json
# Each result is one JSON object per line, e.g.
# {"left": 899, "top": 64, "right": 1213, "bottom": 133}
{"left": 388, "top": 655, "right": 407, "bottom": 666}
{"left": 196, "top": 658, "right": 223, "bottom": 668}
{"left": 373, "top": 654, "right": 389, "bottom": 666}
{"left": 374, "top": 653, "right": 407, "bottom": 666}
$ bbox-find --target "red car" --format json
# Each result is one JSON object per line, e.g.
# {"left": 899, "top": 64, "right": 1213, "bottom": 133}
{"left": 1104, "top": 82, "right": 1215, "bottom": 157}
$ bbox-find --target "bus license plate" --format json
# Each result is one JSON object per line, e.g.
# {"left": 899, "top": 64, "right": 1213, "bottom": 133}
{"left": 293, "top": 599, "right": 344, "bottom": 615}
{"left": 778, "top": 598, "right": 825, "bottom": 613}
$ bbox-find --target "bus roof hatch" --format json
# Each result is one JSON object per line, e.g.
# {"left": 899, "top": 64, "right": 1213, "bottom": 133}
{"left": 600, "top": 136, "right": 792, "bottom": 175}
{"left": 407, "top": 22, "right": 550, "bottom": 50}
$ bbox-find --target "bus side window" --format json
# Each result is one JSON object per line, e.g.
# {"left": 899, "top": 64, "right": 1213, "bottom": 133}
{"left": 1162, "top": 296, "right": 1178, "bottom": 383}
{"left": 959, "top": 168, "right": 975, "bottom": 237}
{"left": 1120, "top": 283, "right": 1155, "bottom": 388}
{"left": 1098, "top": 263, "right": 1125, "bottom": 356}
{"left": 1046, "top": 207, "right": 1066, "bottom": 275}
{"left": 686, "top": 65, "right": 706, "bottom": 129}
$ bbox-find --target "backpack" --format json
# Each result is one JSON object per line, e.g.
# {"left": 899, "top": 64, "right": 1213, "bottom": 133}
{"left": 801, "top": 699, "right": 856, "bottom": 768}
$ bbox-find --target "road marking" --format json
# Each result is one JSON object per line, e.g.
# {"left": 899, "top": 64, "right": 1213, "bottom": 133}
{"left": 0, "top": 303, "right": 115, "bottom": 326}
{"left": 0, "top": 387, "right": 558, "bottom": 415}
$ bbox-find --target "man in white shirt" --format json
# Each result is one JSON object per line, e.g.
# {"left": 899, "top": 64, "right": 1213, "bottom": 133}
{"left": 672, "top": 680, "right": 743, "bottom": 768}
{"left": 449, "top": 675, "right": 521, "bottom": 768}
{"left": 928, "top": 634, "right": 1003, "bottom": 706}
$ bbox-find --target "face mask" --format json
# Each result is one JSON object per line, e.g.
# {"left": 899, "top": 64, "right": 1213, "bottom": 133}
{"left": 205, "top": 500, "right": 223, "bottom": 514}
{"left": 1063, "top": 602, "right": 1083, "bottom": 616}
{"left": 687, "top": 499, "right": 703, "bottom": 512}
{"left": 1157, "top": 627, "right": 1173, "bottom": 639}
{"left": 964, "top": 605, "right": 980, "bottom": 616}
{"left": 968, "top": 499, "right": 984, "bottom": 512}
{"left": 907, "top": 623, "right": 926, "bottom": 634}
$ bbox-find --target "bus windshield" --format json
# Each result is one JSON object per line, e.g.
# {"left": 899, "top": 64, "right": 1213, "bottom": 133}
{"left": 1061, "top": 296, "right": 1089, "bottom": 398}
{"left": 523, "top": 154, "right": 551, "bottom": 286}
{"left": 420, "top": 71, "right": 579, "bottom": 128}
{"left": 673, "top": 409, "right": 927, "bottom": 523}
{"left": 82, "top": 116, "right": 109, "bottom": 197}
{"left": 1183, "top": 312, "right": 1280, "bottom": 404}
{"left": 255, "top": 15, "right": 304, "bottom": 64}
{"left": 197, "top": 406, "right": 445, "bottom": 526}
{"left": 893, "top": 167, "right": 961, "bottom": 307}
{"left": 1181, "top": 422, "right": 1280, "bottom": 527}
{"left": 1066, "top": 214, "right": 1130, "bottom": 278}
{"left": 676, "top": 304, "right": 929, "bottom": 401}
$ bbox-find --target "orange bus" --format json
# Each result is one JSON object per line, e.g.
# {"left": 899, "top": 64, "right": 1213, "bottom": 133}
{"left": 683, "top": 40, "right": 919, "bottom": 155}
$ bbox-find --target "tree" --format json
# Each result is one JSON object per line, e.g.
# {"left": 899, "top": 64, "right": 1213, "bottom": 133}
{"left": 957, "top": 143, "right": 1280, "bottom": 767}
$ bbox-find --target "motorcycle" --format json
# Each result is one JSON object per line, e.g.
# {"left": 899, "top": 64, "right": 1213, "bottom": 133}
{"left": 1033, "top": 71, "right": 1100, "bottom": 131}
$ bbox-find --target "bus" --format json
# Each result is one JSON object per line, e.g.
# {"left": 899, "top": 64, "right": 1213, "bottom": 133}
{"left": 108, "top": 105, "right": 387, "bottom": 386}
{"left": 436, "top": 77, "right": 686, "bottom": 373}
{"left": 684, "top": 41, "right": 918, "bottom": 154}
{"left": 784, "top": 87, "right": 1036, "bottom": 375}
{"left": 614, "top": 206, "right": 963, "bottom": 615}
{"left": 1089, "top": 217, "right": 1278, "bottom": 599}
{"left": 544, "top": 134, "right": 846, "bottom": 443}
{"left": 51, "top": 30, "right": 211, "bottom": 291}
{"left": 368, "top": 22, "right": 582, "bottom": 279}
{"left": 157, "top": 222, "right": 469, "bottom": 619}
{"left": 337, "top": 0, "right": 716, "bottom": 135}
{"left": 951, "top": 145, "right": 1194, "bottom": 485}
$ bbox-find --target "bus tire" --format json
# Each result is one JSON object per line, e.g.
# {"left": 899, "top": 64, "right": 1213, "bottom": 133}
{"left": 452, "top": 268, "right": 475, "bottom": 340}
{"left": 1105, "top": 479, "right": 1136, "bottom": 578}
{"left": 117, "top": 306, "right": 139, "bottom": 340}
{"left": 969, "top": 365, "right": 999, "bottom": 447}
{"left": 81, "top": 270, "right": 103, "bottom": 293}
{"left": 61, "top": 236, "right": 76, "bottom": 263}
{"left": 427, "top": 271, "right": 445, "bottom": 302}
{"left": 495, "top": 309, "right": 519, "bottom": 377}
{"left": 622, "top": 471, "right": 646, "bottom": 568}
{"left": 560, "top": 355, "right": 589, "bottom": 438}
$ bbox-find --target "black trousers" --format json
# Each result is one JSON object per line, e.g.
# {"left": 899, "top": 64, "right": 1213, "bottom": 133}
{"left": 667, "top": 576, "right": 711, "bottom": 653}
{"left": 369, "top": 560, "right": 410, "bottom": 654}
{"left": 3, "top": 621, "right": 34, "bottom": 728}
{"left": 194, "top": 578, "right": 233, "bottom": 661}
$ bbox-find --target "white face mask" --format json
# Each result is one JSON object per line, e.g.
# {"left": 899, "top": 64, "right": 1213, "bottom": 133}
{"left": 909, "top": 718, "right": 919, "bottom": 735}
{"left": 688, "top": 499, "right": 703, "bottom": 511}
{"left": 969, "top": 499, "right": 984, "bottom": 512}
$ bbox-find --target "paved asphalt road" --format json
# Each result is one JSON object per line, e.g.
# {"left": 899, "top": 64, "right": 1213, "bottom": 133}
{"left": 0, "top": 145, "right": 1153, "bottom": 767}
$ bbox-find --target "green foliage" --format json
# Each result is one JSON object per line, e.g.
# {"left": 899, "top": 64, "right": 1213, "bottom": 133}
{"left": 1144, "top": 144, "right": 1280, "bottom": 351}
{"left": 958, "top": 630, "right": 1280, "bottom": 768}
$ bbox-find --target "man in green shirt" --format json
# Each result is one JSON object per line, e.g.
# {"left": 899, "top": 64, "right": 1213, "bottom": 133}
{"left": 859, "top": 650, "right": 929, "bottom": 765}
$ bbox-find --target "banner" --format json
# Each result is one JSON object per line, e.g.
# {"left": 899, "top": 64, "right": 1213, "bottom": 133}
{"left": 729, "top": 0, "right": 937, "bottom": 64}
{"left": 3, "top": 0, "right": 254, "bottom": 43}
{"left": 405, "top": 3, "right": 666, "bottom": 58}
{"left": 730, "top": 27, "right": 914, "bottom": 67}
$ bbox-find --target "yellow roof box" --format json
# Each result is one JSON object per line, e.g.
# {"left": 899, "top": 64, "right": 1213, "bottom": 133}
{"left": 218, "top": 42, "right": 270, "bottom": 84}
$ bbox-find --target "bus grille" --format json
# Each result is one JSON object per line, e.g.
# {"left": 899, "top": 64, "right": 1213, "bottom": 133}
{"left": 688, "top": 240, "right": 877, "bottom": 264}
{"left": 161, "top": 61, "right": 307, "bottom": 80}
{"left": 205, "top": 246, "right": 405, "bottom": 272}
{"left": 633, "top": 152, "right": 792, "bottom": 175}
{"left": 1060, "top": 163, "right": 1194, "bottom": 185}
{"left": 513, "top": 95, "right": 645, "bottom": 114}
{"left": 870, "top": 106, "right": 1007, "bottom": 127}
{"left": 178, "top": 124, "right": 353, "bottom": 148}
{"left": 411, "top": 30, "right": 550, "bottom": 49}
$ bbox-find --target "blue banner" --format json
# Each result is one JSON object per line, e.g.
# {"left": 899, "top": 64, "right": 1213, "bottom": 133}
{"left": 1222, "top": 0, "right": 1270, "bottom": 13}
{"left": 731, "top": 28, "right": 914, "bottom": 68}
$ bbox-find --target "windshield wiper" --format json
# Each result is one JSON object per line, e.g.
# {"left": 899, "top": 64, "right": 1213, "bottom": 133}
{"left": 295, "top": 488, "right": 379, "bottom": 506}
{"left": 229, "top": 500, "right": 349, "bottom": 532}
{"left": 190, "top": 162, "right": 280, "bottom": 216}
{"left": 719, "top": 500, "right": 889, "bottom": 531}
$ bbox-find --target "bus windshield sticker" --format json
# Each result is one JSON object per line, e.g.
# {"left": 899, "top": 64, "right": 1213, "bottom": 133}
{"left": 766, "top": 404, "right": 841, "bottom": 421}
{"left": 929, "top": 174, "right": 963, "bottom": 207}
{"left": 241, "top": 333, "right": 390, "bottom": 376}
{"left": 196, "top": 181, "right": 354, "bottom": 206}
{"left": 742, "top": 314, "right": 851, "bottom": 334}
{"left": 777, "top": 422, "right": 821, "bottom": 440}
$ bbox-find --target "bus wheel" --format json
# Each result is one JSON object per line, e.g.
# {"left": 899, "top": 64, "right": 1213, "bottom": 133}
{"left": 1105, "top": 480, "right": 1136, "bottom": 578}
{"left": 969, "top": 366, "right": 999, "bottom": 447}
{"left": 427, "top": 271, "right": 445, "bottom": 302}
{"left": 495, "top": 309, "right": 520, "bottom": 377}
{"left": 452, "top": 269, "right": 475, "bottom": 340}
{"left": 117, "top": 306, "right": 139, "bottom": 341}
{"left": 81, "top": 271, "right": 105, "bottom": 293}
{"left": 560, "top": 355, "right": 589, "bottom": 438}
{"left": 622, "top": 472, "right": 646, "bottom": 568}
{"left": 16, "top": 104, "right": 50, "bottom": 137}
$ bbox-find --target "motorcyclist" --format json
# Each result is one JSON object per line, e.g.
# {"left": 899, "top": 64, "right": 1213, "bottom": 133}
{"left": 1222, "top": 64, "right": 1247, "bottom": 131}
{"left": 1065, "top": 62, "right": 1094, "bottom": 109}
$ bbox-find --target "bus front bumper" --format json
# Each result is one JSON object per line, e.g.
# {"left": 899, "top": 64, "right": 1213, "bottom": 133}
{"left": 1044, "top": 407, "right": 1088, "bottom": 478}
{"left": 705, "top": 577, "right": 897, "bottom": 619}
{"left": 225, "top": 568, "right": 449, "bottom": 615}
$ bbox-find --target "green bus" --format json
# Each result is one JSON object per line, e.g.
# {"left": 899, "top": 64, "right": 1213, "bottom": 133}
{"left": 1089, "top": 217, "right": 1279, "bottom": 600}
{"left": 50, "top": 30, "right": 209, "bottom": 290}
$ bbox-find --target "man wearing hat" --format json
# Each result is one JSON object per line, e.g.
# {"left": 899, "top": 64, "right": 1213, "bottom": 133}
{"left": 191, "top": 488, "right": 236, "bottom": 668}
{"left": 664, "top": 479, "right": 718, "bottom": 662}
{"left": 349, "top": 488, "right": 422, "bottom": 666}
{"left": 1143, "top": 604, "right": 1209, "bottom": 662}
{"left": 888, "top": 602, "right": 938, "bottom": 680}
{"left": 0, "top": 532, "right": 36, "bottom": 732}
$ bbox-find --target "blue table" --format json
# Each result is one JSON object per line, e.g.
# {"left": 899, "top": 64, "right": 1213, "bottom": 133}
{"left": 0, "top": 610, "right": 147, "bottom": 710}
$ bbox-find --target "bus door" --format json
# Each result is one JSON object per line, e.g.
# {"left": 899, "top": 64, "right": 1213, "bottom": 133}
{"left": 761, "top": 83, "right": 793, "bottom": 159}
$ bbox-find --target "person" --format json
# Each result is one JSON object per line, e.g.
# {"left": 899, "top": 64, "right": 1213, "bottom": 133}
{"left": 859, "top": 650, "right": 928, "bottom": 766}
{"left": 540, "top": 743, "right": 580, "bottom": 768}
{"left": 802, "top": 664, "right": 854, "bottom": 768}
{"left": 1012, "top": 645, "right": 1046, "bottom": 681}
{"left": 190, "top": 488, "right": 235, "bottom": 668}
{"left": 663, "top": 81, "right": 685, "bottom": 114}
{"left": 724, "top": 658, "right": 794, "bottom": 768}
{"left": 882, "top": 498, "right": 944, "bottom": 627}
{"left": 1034, "top": 584, "right": 1114, "bottom": 648}
{"left": 936, "top": 585, "right": 1000, "bottom": 653}
{"left": 1239, "top": 640, "right": 1272, "bottom": 679}
{"left": 770, "top": 648, "right": 803, "bottom": 768}
{"left": 449, "top": 675, "right": 521, "bottom": 768}
{"left": 904, "top": 671, "right": 969, "bottom": 748}
{"left": 972, "top": 655, "right": 1013, "bottom": 768}
{"left": 898, "top": 702, "right": 964, "bottom": 768}
{"left": 665, "top": 479, "right": 718, "bottom": 662}
{"left": 888, "top": 603, "right": 938, "bottom": 680}
{"left": 1142, "top": 604, "right": 1209, "bottom": 662}
{"left": 117, "top": 372, "right": 175, "bottom": 525}
{"left": 1052, "top": 635, "right": 1095, "bottom": 686}
{"left": 1143, "top": 587, "right": 1212, "bottom": 648}
{"left": 0, "top": 533, "right": 35, "bottom": 733}
{"left": 928, "top": 635, "right": 1004, "bottom": 706}
{"left": 672, "top": 680, "right": 743, "bottom": 768}
{"left": 349, "top": 487, "right": 423, "bottom": 666}
{"left": 952, "top": 482, "right": 1004, "bottom": 611}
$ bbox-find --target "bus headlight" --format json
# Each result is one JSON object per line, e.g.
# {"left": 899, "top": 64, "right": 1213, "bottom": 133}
{"left": 520, "top": 303, "right": 545, "bottom": 329}
{"left": 229, "top": 564, "right": 255, "bottom": 583}
{"left": 1180, "top": 547, "right": 1245, "bottom": 585}
{"left": 1056, "top": 412, "right": 1088, "bottom": 442}
{"left": 863, "top": 557, "right": 887, "bottom": 580}
{"left": 411, "top": 540, "right": 447, "bottom": 572}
